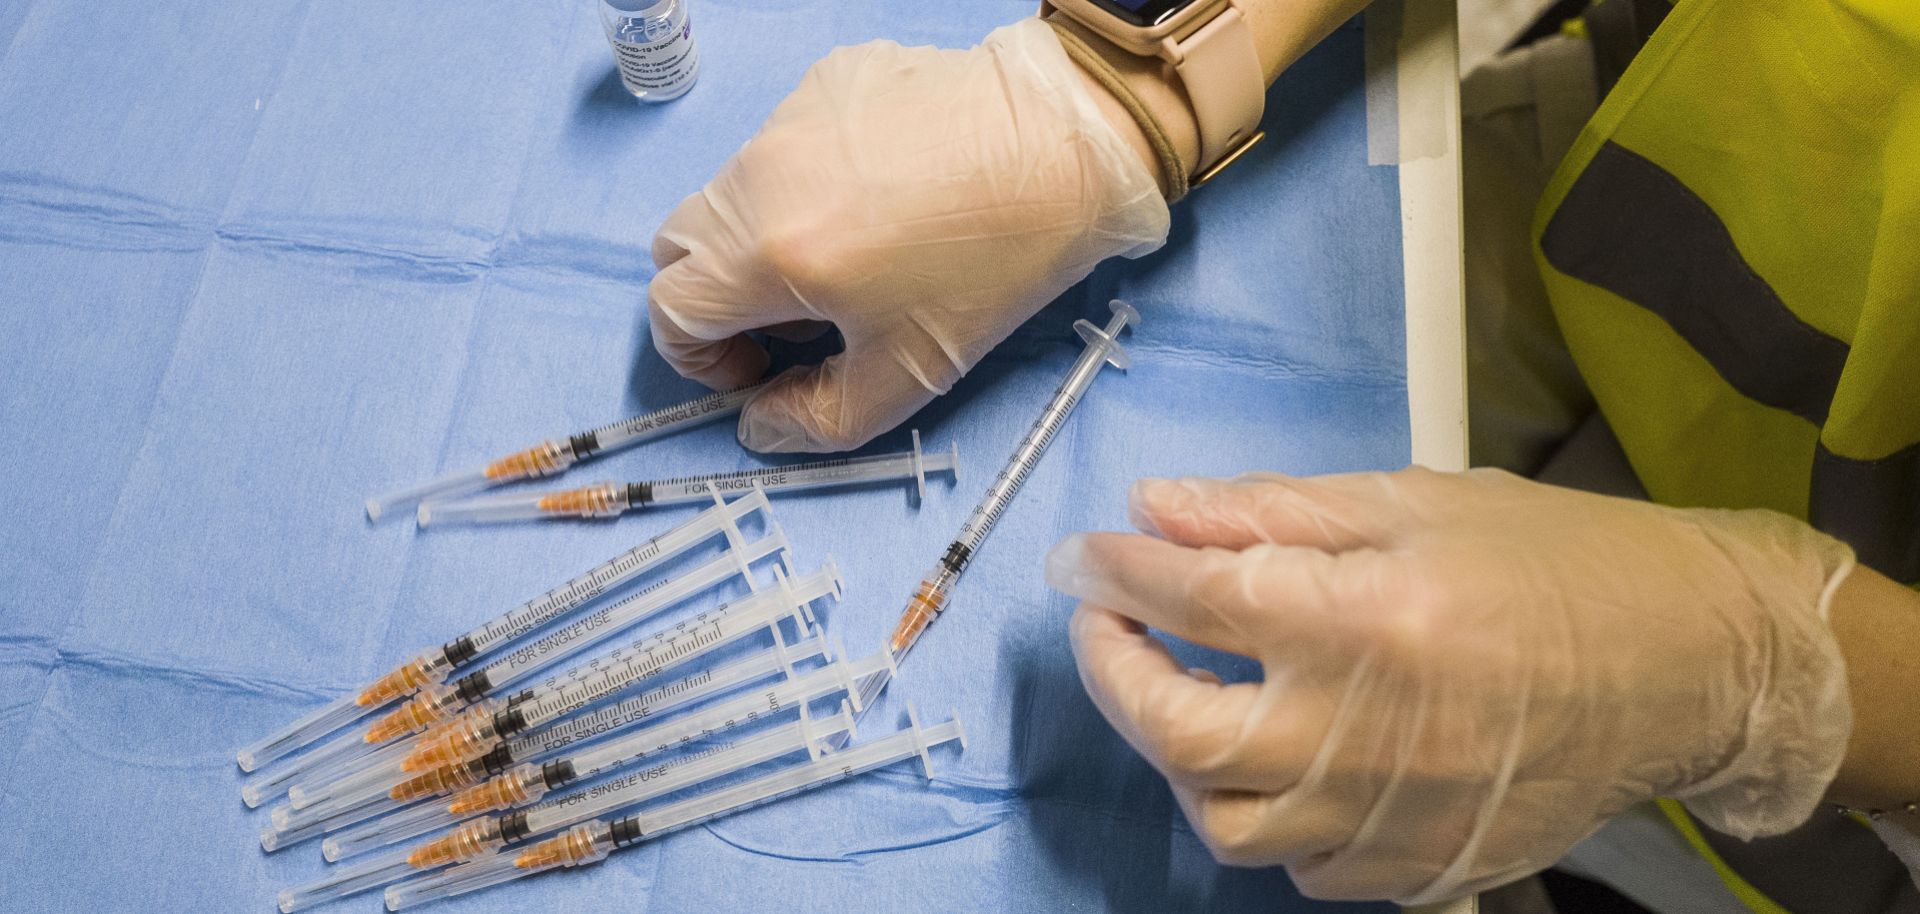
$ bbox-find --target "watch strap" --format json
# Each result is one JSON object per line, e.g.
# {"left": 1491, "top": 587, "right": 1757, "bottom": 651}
{"left": 1169, "top": 2, "right": 1265, "bottom": 171}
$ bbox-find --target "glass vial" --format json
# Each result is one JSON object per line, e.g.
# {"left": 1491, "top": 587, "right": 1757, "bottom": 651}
{"left": 599, "top": 0, "right": 699, "bottom": 103}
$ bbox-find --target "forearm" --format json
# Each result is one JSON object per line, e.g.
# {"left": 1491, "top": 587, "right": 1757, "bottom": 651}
{"left": 1827, "top": 565, "right": 1920, "bottom": 812}
{"left": 1049, "top": 0, "right": 1371, "bottom": 195}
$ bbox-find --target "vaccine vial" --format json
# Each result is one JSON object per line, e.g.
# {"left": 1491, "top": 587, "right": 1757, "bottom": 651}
{"left": 599, "top": 0, "right": 699, "bottom": 103}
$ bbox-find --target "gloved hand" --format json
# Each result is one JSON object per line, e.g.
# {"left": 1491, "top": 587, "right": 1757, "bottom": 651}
{"left": 1045, "top": 468, "right": 1857, "bottom": 903}
{"left": 648, "top": 18, "right": 1169, "bottom": 452}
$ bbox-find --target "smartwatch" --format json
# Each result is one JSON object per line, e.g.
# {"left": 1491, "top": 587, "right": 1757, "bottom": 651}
{"left": 1042, "top": 0, "right": 1265, "bottom": 179}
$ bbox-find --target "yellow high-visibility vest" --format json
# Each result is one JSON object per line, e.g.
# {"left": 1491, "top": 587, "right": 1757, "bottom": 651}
{"left": 1535, "top": 0, "right": 1919, "bottom": 584}
{"left": 1533, "top": 0, "right": 1918, "bottom": 909}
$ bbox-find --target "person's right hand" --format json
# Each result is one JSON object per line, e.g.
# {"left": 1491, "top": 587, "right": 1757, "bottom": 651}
{"left": 647, "top": 18, "right": 1169, "bottom": 453}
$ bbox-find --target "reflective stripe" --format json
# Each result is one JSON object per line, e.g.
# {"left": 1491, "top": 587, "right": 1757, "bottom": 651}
{"left": 1540, "top": 141, "right": 1849, "bottom": 425}
{"left": 1813, "top": 442, "right": 1920, "bottom": 584}
{"left": 1542, "top": 140, "right": 1919, "bottom": 583}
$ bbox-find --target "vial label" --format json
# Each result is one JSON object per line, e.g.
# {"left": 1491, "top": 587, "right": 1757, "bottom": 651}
{"left": 608, "top": 16, "right": 697, "bottom": 96}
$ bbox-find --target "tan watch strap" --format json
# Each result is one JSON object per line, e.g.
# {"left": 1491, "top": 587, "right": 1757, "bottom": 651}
{"left": 1168, "top": 2, "right": 1265, "bottom": 172}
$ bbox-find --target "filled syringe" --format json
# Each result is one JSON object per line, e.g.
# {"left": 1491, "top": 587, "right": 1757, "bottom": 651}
{"left": 865, "top": 301, "right": 1138, "bottom": 711}
{"left": 418, "top": 431, "right": 958, "bottom": 527}
{"left": 365, "top": 385, "right": 763, "bottom": 522}
{"left": 237, "top": 492, "right": 770, "bottom": 776}
{"left": 384, "top": 705, "right": 966, "bottom": 911}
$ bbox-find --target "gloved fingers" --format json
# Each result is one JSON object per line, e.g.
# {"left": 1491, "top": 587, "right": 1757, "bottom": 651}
{"left": 1169, "top": 783, "right": 1357, "bottom": 869}
{"left": 736, "top": 344, "right": 941, "bottom": 453}
{"left": 1048, "top": 532, "right": 1404, "bottom": 658}
{"left": 648, "top": 192, "right": 817, "bottom": 390}
{"left": 1070, "top": 604, "right": 1319, "bottom": 792}
{"left": 1049, "top": 532, "right": 1253, "bottom": 655}
{"left": 647, "top": 302, "right": 770, "bottom": 391}
{"left": 1128, "top": 474, "right": 1400, "bottom": 552}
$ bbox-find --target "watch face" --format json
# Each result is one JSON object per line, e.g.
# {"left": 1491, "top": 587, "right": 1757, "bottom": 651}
{"left": 1084, "top": 0, "right": 1204, "bottom": 28}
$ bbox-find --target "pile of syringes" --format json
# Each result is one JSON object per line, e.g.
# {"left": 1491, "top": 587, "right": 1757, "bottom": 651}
{"left": 241, "top": 301, "right": 1138, "bottom": 910}
{"left": 241, "top": 487, "right": 966, "bottom": 911}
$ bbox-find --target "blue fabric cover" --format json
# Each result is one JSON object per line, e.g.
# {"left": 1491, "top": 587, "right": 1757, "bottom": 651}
{"left": 0, "top": 1, "right": 1405, "bottom": 911}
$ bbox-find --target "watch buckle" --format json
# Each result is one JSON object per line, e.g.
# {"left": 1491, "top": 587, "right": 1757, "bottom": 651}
{"left": 1191, "top": 129, "right": 1264, "bottom": 188}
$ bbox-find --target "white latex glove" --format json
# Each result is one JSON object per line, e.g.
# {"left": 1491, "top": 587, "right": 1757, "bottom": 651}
{"left": 1045, "top": 468, "right": 1857, "bottom": 903}
{"left": 648, "top": 18, "right": 1169, "bottom": 452}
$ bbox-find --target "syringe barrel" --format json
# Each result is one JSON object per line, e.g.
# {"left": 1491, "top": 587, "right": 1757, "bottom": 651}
{"left": 452, "top": 490, "right": 768, "bottom": 659}
{"left": 641, "top": 443, "right": 958, "bottom": 506}
{"left": 586, "top": 385, "right": 762, "bottom": 454}
{"left": 952, "top": 301, "right": 1136, "bottom": 562}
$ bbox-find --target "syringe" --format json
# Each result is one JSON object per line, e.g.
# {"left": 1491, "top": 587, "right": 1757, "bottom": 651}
{"left": 384, "top": 705, "right": 966, "bottom": 911}
{"left": 865, "top": 301, "right": 1137, "bottom": 710}
{"left": 276, "top": 703, "right": 855, "bottom": 913}
{"left": 417, "top": 431, "right": 959, "bottom": 526}
{"left": 365, "top": 385, "right": 763, "bottom": 522}
{"left": 237, "top": 491, "right": 768, "bottom": 777}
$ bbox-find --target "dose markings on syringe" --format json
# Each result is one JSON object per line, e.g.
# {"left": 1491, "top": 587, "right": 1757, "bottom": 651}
{"left": 470, "top": 538, "right": 670, "bottom": 653}
{"left": 565, "top": 692, "right": 796, "bottom": 782}
{"left": 957, "top": 389, "right": 1076, "bottom": 551}
{"left": 530, "top": 739, "right": 738, "bottom": 820}
{"left": 479, "top": 577, "right": 674, "bottom": 685}
{"left": 513, "top": 666, "right": 723, "bottom": 757}
{"left": 506, "top": 640, "right": 813, "bottom": 759}
{"left": 520, "top": 609, "right": 743, "bottom": 724}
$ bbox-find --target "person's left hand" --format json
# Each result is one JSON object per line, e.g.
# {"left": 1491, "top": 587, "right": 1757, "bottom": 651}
{"left": 1045, "top": 468, "right": 1855, "bottom": 903}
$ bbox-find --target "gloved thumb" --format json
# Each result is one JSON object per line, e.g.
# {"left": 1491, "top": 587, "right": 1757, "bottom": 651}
{"left": 737, "top": 348, "right": 943, "bottom": 453}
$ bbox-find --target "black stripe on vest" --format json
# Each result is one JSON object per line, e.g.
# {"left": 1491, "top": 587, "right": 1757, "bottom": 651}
{"left": 1541, "top": 141, "right": 1848, "bottom": 424}
{"left": 1813, "top": 443, "right": 1920, "bottom": 584}
{"left": 1543, "top": 141, "right": 1917, "bottom": 583}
